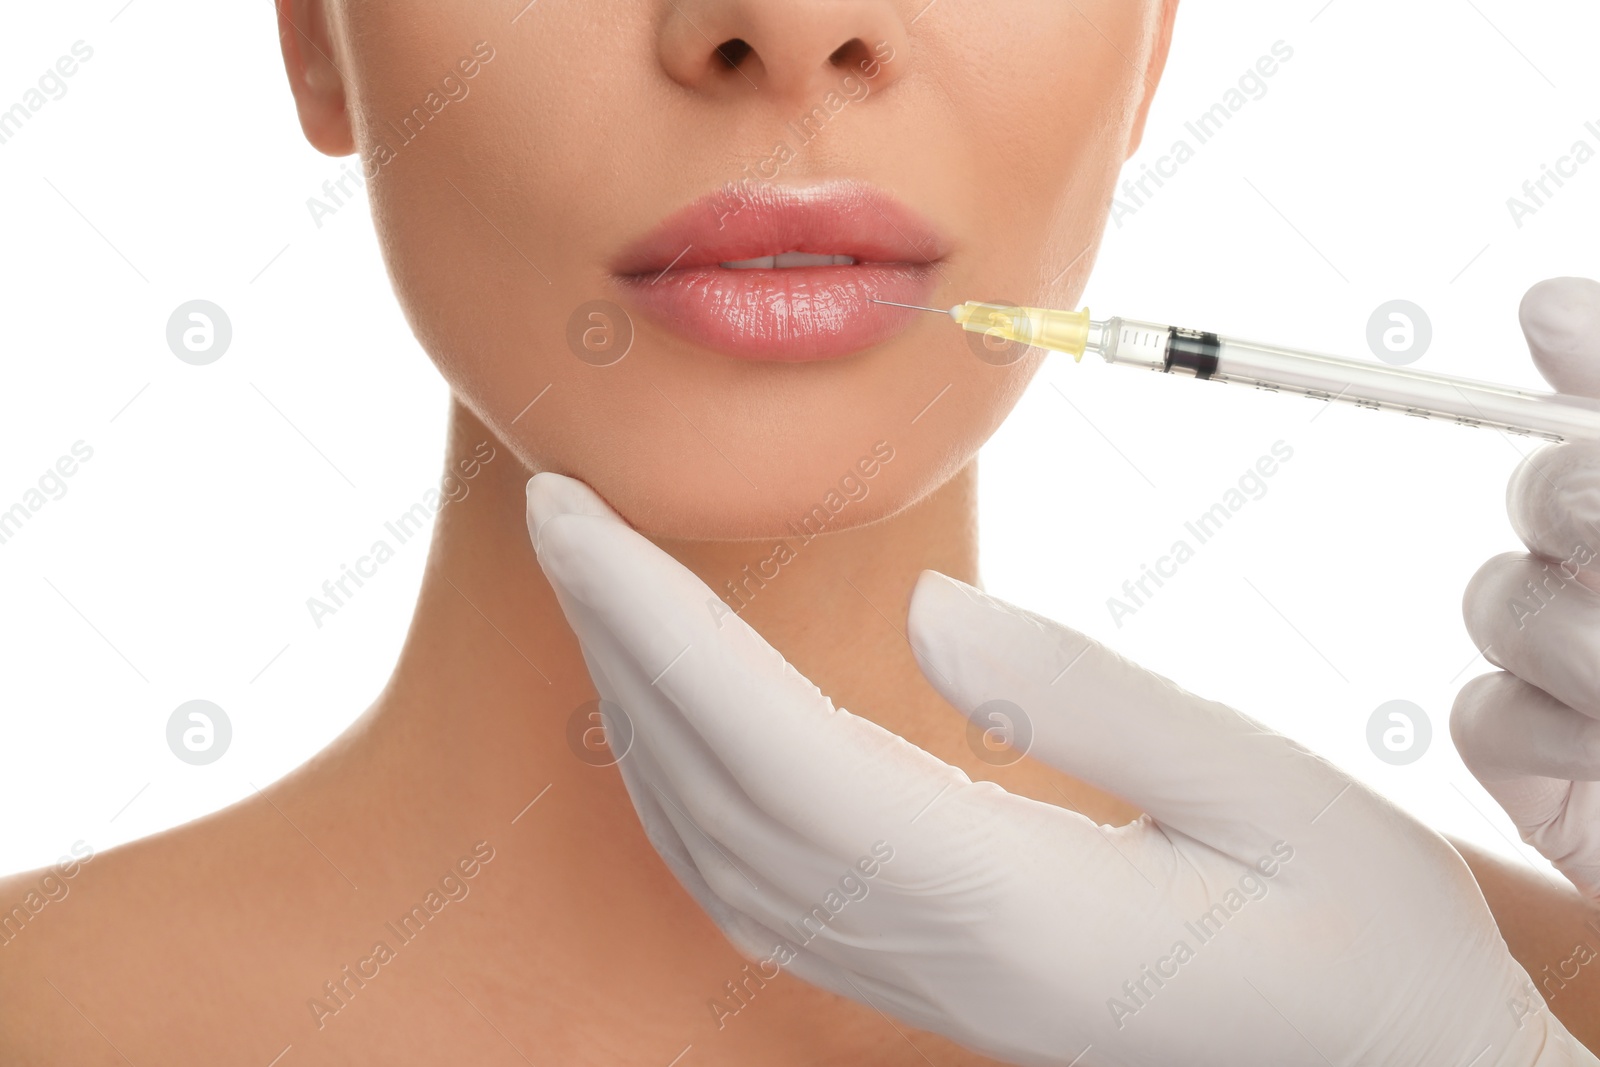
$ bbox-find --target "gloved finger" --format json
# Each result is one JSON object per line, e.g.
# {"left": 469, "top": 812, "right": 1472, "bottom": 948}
{"left": 645, "top": 791, "right": 890, "bottom": 1010}
{"left": 629, "top": 717, "right": 1140, "bottom": 1023}
{"left": 907, "top": 570, "right": 1354, "bottom": 863}
{"left": 615, "top": 734, "right": 810, "bottom": 966}
{"left": 577, "top": 653, "right": 770, "bottom": 944}
{"left": 528, "top": 472, "right": 1199, "bottom": 998}
{"left": 1462, "top": 551, "right": 1600, "bottom": 720}
{"left": 583, "top": 628, "right": 896, "bottom": 990}
{"left": 526, "top": 465, "right": 628, "bottom": 547}
{"left": 571, "top": 652, "right": 695, "bottom": 879}
{"left": 556, "top": 595, "right": 803, "bottom": 960}
{"left": 618, "top": 662, "right": 1194, "bottom": 1003}
{"left": 1502, "top": 279, "right": 1600, "bottom": 567}
{"left": 1452, "top": 670, "right": 1600, "bottom": 783}
{"left": 613, "top": 696, "right": 884, "bottom": 945}
{"left": 527, "top": 473, "right": 1040, "bottom": 890}
{"left": 1504, "top": 437, "right": 1600, "bottom": 578}
{"left": 639, "top": 755, "right": 835, "bottom": 936}
{"left": 1520, "top": 277, "right": 1600, "bottom": 398}
{"left": 1451, "top": 674, "right": 1600, "bottom": 897}
{"left": 616, "top": 750, "right": 905, "bottom": 1013}
{"left": 556, "top": 580, "right": 877, "bottom": 945}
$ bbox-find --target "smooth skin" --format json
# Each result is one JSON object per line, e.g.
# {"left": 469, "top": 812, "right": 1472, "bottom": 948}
{"left": 1, "top": 1, "right": 1597, "bottom": 1062}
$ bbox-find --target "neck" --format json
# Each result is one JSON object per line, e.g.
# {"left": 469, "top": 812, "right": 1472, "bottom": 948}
{"left": 276, "top": 397, "right": 1125, "bottom": 1060}
{"left": 341, "top": 398, "right": 986, "bottom": 818}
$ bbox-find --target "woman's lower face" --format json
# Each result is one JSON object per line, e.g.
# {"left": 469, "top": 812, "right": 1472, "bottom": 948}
{"left": 318, "top": 0, "right": 1167, "bottom": 538}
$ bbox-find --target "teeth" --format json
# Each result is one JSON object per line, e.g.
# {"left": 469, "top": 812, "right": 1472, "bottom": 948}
{"left": 719, "top": 252, "right": 857, "bottom": 269}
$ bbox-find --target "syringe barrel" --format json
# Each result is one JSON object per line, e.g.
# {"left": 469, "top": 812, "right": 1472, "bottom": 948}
{"left": 1095, "top": 316, "right": 1600, "bottom": 442}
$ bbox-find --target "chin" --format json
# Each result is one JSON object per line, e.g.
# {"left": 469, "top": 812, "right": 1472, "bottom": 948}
{"left": 429, "top": 285, "right": 1044, "bottom": 543}
{"left": 497, "top": 369, "right": 1017, "bottom": 543}
{"left": 574, "top": 439, "right": 956, "bottom": 543}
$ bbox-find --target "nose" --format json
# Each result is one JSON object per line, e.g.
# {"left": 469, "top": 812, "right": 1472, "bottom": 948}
{"left": 658, "top": 0, "right": 910, "bottom": 101}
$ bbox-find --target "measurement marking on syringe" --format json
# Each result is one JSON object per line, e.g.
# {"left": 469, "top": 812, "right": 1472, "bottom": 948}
{"left": 896, "top": 301, "right": 1600, "bottom": 443}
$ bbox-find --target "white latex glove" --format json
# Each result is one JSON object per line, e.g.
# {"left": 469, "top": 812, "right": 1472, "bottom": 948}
{"left": 1456, "top": 277, "right": 1600, "bottom": 899}
{"left": 528, "top": 473, "right": 1594, "bottom": 1067}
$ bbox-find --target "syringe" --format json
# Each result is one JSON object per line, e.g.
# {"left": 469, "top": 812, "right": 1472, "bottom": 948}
{"left": 875, "top": 300, "right": 1600, "bottom": 443}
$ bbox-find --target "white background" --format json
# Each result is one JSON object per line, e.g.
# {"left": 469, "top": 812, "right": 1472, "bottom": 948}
{"left": 1, "top": 0, "right": 1596, "bottom": 880}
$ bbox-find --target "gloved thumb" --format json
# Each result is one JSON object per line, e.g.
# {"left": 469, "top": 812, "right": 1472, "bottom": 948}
{"left": 907, "top": 570, "right": 1351, "bottom": 861}
{"left": 1521, "top": 277, "right": 1600, "bottom": 398}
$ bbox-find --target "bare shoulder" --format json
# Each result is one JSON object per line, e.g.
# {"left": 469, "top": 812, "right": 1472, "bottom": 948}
{"left": 0, "top": 838, "right": 96, "bottom": 945}
{"left": 0, "top": 800, "right": 353, "bottom": 1063}
{"left": 0, "top": 840, "right": 107, "bottom": 1057}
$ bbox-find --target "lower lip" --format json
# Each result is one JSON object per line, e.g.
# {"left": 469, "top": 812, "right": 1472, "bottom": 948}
{"left": 617, "top": 263, "right": 941, "bottom": 362}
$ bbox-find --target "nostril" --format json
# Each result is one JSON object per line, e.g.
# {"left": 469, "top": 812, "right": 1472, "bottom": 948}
{"left": 714, "top": 38, "right": 753, "bottom": 69}
{"left": 827, "top": 38, "right": 873, "bottom": 71}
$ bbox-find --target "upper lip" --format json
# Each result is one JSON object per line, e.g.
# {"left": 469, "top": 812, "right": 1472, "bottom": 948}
{"left": 611, "top": 180, "right": 948, "bottom": 278}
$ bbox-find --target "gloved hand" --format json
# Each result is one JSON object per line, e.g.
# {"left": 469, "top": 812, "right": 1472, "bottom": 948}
{"left": 1455, "top": 276, "right": 1600, "bottom": 899}
{"left": 528, "top": 472, "right": 1594, "bottom": 1067}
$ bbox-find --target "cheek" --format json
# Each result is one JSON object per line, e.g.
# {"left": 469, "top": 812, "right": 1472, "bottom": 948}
{"left": 922, "top": 5, "right": 1150, "bottom": 304}
{"left": 345, "top": 0, "right": 1141, "bottom": 539}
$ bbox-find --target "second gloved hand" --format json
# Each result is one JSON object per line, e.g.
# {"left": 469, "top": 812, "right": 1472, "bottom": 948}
{"left": 529, "top": 473, "right": 1591, "bottom": 1067}
{"left": 1455, "top": 277, "right": 1600, "bottom": 900}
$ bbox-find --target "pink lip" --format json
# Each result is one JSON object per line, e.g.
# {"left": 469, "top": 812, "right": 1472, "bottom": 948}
{"left": 611, "top": 181, "right": 948, "bottom": 362}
